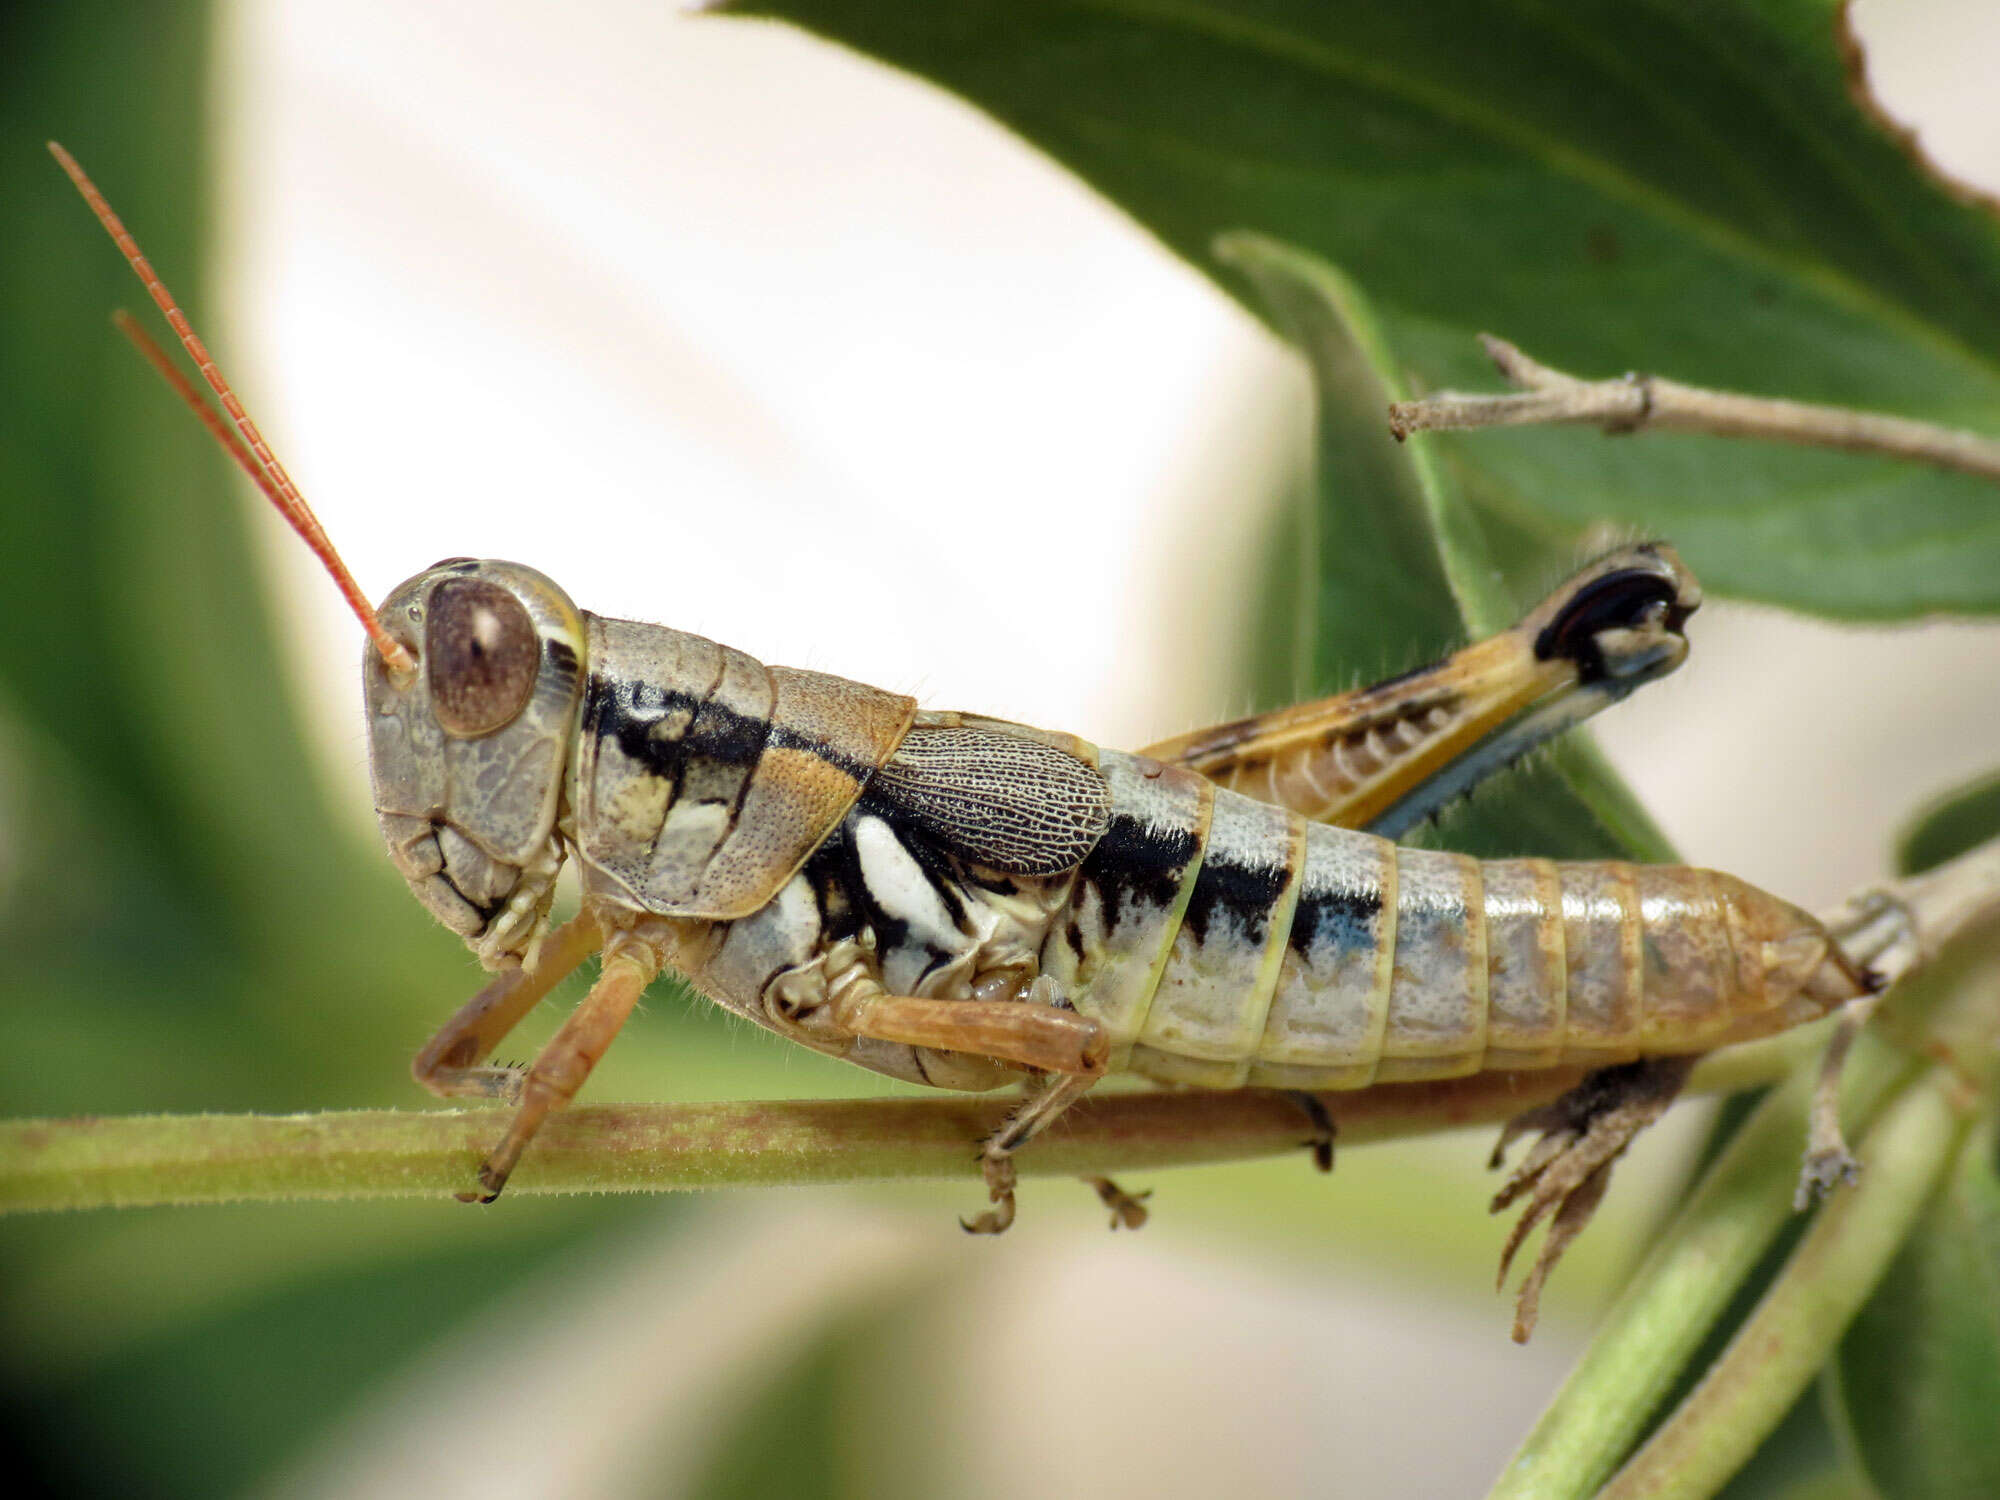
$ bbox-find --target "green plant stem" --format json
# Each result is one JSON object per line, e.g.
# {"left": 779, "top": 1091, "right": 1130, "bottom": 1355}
{"left": 0, "top": 1042, "right": 1865, "bottom": 1215}
{"left": 0, "top": 1075, "right": 1606, "bottom": 1213}
{"left": 1485, "top": 1039, "right": 1913, "bottom": 1500}
{"left": 1597, "top": 1065, "right": 1971, "bottom": 1500}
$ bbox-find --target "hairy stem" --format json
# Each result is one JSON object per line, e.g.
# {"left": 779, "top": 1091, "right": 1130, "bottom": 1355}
{"left": 0, "top": 1080, "right": 1583, "bottom": 1213}
{"left": 1388, "top": 335, "right": 2000, "bottom": 482}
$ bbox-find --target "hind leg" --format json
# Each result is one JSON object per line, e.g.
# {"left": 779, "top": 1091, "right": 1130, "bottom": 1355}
{"left": 1489, "top": 1056, "right": 1695, "bottom": 1342}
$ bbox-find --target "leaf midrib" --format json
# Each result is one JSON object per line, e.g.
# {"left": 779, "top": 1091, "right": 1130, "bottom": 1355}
{"left": 1062, "top": 0, "right": 2000, "bottom": 383}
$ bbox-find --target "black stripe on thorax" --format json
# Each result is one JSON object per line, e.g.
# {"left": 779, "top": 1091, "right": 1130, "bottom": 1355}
{"left": 584, "top": 674, "right": 878, "bottom": 786}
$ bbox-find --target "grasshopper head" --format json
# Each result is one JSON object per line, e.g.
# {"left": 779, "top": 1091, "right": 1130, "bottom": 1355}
{"left": 43, "top": 150, "right": 585, "bottom": 969}
{"left": 364, "top": 559, "right": 588, "bottom": 968}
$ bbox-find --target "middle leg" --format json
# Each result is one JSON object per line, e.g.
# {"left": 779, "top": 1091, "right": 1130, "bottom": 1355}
{"left": 962, "top": 1071, "right": 1103, "bottom": 1235}
{"left": 825, "top": 976, "right": 1111, "bottom": 1233}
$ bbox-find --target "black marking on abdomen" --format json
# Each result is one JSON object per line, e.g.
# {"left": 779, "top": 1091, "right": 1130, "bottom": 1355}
{"left": 1288, "top": 884, "right": 1384, "bottom": 958}
{"left": 1081, "top": 814, "right": 1198, "bottom": 929}
{"left": 1182, "top": 849, "right": 1291, "bottom": 947}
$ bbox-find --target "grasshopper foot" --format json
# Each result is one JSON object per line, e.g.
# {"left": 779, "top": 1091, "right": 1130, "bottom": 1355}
{"left": 1489, "top": 1056, "right": 1693, "bottom": 1342}
{"left": 961, "top": 1152, "right": 1018, "bottom": 1235}
{"left": 456, "top": 1159, "right": 512, "bottom": 1205}
{"left": 1084, "top": 1175, "right": 1152, "bottom": 1230}
{"left": 1284, "top": 1090, "right": 1337, "bottom": 1173}
{"left": 1794, "top": 1143, "right": 1862, "bottom": 1209}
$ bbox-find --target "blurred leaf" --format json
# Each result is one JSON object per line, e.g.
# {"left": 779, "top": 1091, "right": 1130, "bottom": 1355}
{"left": 4, "top": 1196, "right": 669, "bottom": 1499}
{"left": 0, "top": 0, "right": 473, "bottom": 1121}
{"left": 1216, "top": 233, "right": 1478, "bottom": 664}
{"left": 1218, "top": 230, "right": 1670, "bottom": 859}
{"left": 1896, "top": 770, "right": 2000, "bottom": 877}
{"left": 689, "top": 1302, "right": 882, "bottom": 1500}
{"left": 1826, "top": 1111, "right": 2000, "bottom": 1500}
{"left": 1711, "top": 1389, "right": 1851, "bottom": 1500}
{"left": 3, "top": 5, "right": 355, "bottom": 950}
{"left": 730, "top": 0, "right": 2000, "bottom": 618}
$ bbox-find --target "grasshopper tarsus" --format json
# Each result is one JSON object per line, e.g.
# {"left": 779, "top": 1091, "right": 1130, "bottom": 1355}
{"left": 1085, "top": 1176, "right": 1152, "bottom": 1230}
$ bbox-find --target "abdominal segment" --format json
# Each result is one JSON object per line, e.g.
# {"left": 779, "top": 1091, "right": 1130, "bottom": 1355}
{"left": 691, "top": 742, "right": 1855, "bottom": 1094}
{"left": 1049, "top": 752, "right": 1854, "bottom": 1090}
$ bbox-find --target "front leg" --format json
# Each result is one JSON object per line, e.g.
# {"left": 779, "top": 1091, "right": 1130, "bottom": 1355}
{"left": 462, "top": 928, "right": 667, "bottom": 1203}
{"left": 413, "top": 913, "right": 602, "bottom": 1101}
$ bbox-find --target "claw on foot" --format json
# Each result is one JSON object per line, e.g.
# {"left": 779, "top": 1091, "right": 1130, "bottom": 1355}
{"left": 959, "top": 1204, "right": 1015, "bottom": 1235}
{"left": 455, "top": 1158, "right": 510, "bottom": 1207}
{"left": 961, "top": 1153, "right": 1018, "bottom": 1235}
{"left": 1085, "top": 1175, "right": 1152, "bottom": 1230}
{"left": 1794, "top": 1145, "right": 1862, "bottom": 1210}
{"left": 1489, "top": 1056, "right": 1693, "bottom": 1342}
{"left": 1285, "top": 1091, "right": 1337, "bottom": 1173}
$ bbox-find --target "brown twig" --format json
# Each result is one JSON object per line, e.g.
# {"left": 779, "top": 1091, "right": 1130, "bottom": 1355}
{"left": 1387, "top": 334, "right": 2000, "bottom": 482}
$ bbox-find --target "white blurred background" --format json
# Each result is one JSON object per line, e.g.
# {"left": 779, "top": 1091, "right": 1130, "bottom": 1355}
{"left": 207, "top": 1, "right": 2000, "bottom": 1494}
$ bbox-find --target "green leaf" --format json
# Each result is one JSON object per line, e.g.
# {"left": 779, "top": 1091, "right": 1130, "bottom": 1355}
{"left": 1217, "top": 233, "right": 1482, "bottom": 664}
{"left": 1896, "top": 770, "right": 2000, "bottom": 877}
{"left": 1827, "top": 1110, "right": 2000, "bottom": 1500}
{"left": 688, "top": 1301, "right": 877, "bottom": 1500}
{"left": 726, "top": 0, "right": 2000, "bottom": 618}
{"left": 1218, "top": 231, "right": 1671, "bottom": 859}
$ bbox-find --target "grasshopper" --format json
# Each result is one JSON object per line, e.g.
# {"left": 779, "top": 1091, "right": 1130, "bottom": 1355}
{"left": 54, "top": 143, "right": 1873, "bottom": 1339}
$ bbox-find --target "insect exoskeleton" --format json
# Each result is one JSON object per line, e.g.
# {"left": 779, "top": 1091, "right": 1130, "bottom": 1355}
{"left": 365, "top": 561, "right": 590, "bottom": 969}
{"left": 362, "top": 551, "right": 936, "bottom": 959}
{"left": 360, "top": 554, "right": 1863, "bottom": 1111}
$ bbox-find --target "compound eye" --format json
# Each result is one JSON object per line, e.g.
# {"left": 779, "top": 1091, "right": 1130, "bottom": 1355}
{"left": 425, "top": 578, "right": 540, "bottom": 737}
{"left": 1535, "top": 566, "right": 1683, "bottom": 671}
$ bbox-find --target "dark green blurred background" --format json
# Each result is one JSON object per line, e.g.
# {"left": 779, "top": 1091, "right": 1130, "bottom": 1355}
{"left": 8, "top": 4, "right": 1999, "bottom": 1497}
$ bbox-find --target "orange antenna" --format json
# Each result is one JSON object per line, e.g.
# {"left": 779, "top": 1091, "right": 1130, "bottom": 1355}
{"left": 49, "top": 141, "right": 415, "bottom": 676}
{"left": 114, "top": 311, "right": 272, "bottom": 491}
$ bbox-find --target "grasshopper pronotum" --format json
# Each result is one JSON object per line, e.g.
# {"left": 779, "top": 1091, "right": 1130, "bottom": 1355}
{"left": 54, "top": 143, "right": 1874, "bottom": 1339}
